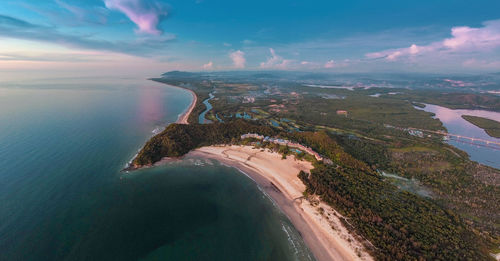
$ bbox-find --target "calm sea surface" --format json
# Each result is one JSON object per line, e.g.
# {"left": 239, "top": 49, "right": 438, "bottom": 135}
{"left": 417, "top": 104, "right": 500, "bottom": 169}
{"left": 0, "top": 78, "right": 313, "bottom": 261}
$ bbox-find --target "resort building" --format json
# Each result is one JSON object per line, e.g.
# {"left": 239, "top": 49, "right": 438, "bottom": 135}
{"left": 241, "top": 133, "right": 325, "bottom": 162}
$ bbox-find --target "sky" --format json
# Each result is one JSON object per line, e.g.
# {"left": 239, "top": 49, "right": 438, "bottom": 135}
{"left": 1, "top": 0, "right": 500, "bottom": 78}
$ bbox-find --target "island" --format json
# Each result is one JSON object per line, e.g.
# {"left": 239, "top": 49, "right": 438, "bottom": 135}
{"left": 129, "top": 71, "right": 500, "bottom": 261}
{"left": 462, "top": 115, "right": 500, "bottom": 138}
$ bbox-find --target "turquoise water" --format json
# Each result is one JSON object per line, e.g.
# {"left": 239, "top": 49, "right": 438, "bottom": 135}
{"left": 0, "top": 78, "right": 314, "bottom": 261}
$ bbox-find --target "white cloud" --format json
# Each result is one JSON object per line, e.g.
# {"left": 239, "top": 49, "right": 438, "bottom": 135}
{"left": 366, "top": 19, "right": 500, "bottom": 61}
{"left": 443, "top": 21, "right": 500, "bottom": 50}
{"left": 202, "top": 61, "right": 213, "bottom": 70}
{"left": 323, "top": 59, "right": 351, "bottom": 69}
{"left": 242, "top": 39, "right": 254, "bottom": 45}
{"left": 104, "top": 0, "right": 169, "bottom": 35}
{"left": 324, "top": 60, "right": 335, "bottom": 68}
{"left": 260, "top": 48, "right": 294, "bottom": 69}
{"left": 229, "top": 50, "right": 245, "bottom": 68}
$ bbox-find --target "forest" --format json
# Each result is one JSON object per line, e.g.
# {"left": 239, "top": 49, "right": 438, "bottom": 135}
{"left": 132, "top": 120, "right": 277, "bottom": 167}
{"left": 131, "top": 120, "right": 494, "bottom": 260}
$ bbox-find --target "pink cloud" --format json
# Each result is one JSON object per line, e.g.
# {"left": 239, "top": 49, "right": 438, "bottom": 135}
{"left": 366, "top": 19, "right": 500, "bottom": 61}
{"left": 323, "top": 59, "right": 350, "bottom": 69}
{"left": 260, "top": 48, "right": 294, "bottom": 69}
{"left": 104, "top": 0, "right": 169, "bottom": 35}
{"left": 229, "top": 50, "right": 245, "bottom": 68}
{"left": 202, "top": 61, "right": 213, "bottom": 70}
{"left": 324, "top": 60, "right": 335, "bottom": 68}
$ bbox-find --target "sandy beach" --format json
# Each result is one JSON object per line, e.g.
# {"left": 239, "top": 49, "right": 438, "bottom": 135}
{"left": 187, "top": 145, "right": 372, "bottom": 261}
{"left": 176, "top": 88, "right": 197, "bottom": 124}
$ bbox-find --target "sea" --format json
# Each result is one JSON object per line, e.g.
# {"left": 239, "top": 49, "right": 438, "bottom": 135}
{"left": 0, "top": 77, "right": 314, "bottom": 261}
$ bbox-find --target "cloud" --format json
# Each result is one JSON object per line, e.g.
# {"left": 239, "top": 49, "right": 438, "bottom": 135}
{"left": 366, "top": 19, "right": 500, "bottom": 61}
{"left": 0, "top": 14, "right": 175, "bottom": 56}
{"left": 462, "top": 59, "right": 500, "bottom": 70}
{"left": 0, "top": 52, "right": 99, "bottom": 62}
{"left": 202, "top": 61, "right": 213, "bottom": 70}
{"left": 55, "top": 0, "right": 109, "bottom": 25}
{"left": 21, "top": 0, "right": 109, "bottom": 27}
{"left": 242, "top": 39, "right": 254, "bottom": 45}
{"left": 443, "top": 20, "right": 500, "bottom": 50}
{"left": 104, "top": 0, "right": 169, "bottom": 35}
{"left": 366, "top": 43, "right": 439, "bottom": 61}
{"left": 260, "top": 48, "right": 294, "bottom": 69}
{"left": 324, "top": 60, "right": 335, "bottom": 68}
{"left": 229, "top": 50, "right": 245, "bottom": 68}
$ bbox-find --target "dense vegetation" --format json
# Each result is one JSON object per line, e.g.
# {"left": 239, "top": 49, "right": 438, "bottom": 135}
{"left": 299, "top": 163, "right": 491, "bottom": 260}
{"left": 132, "top": 119, "right": 493, "bottom": 259}
{"left": 289, "top": 131, "right": 494, "bottom": 260}
{"left": 462, "top": 115, "right": 500, "bottom": 138}
{"left": 132, "top": 120, "right": 277, "bottom": 166}
{"left": 144, "top": 73, "right": 499, "bottom": 258}
{"left": 332, "top": 132, "right": 500, "bottom": 242}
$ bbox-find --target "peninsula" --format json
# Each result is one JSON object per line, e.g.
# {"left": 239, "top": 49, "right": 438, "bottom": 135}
{"left": 131, "top": 72, "right": 499, "bottom": 260}
{"left": 131, "top": 85, "right": 370, "bottom": 260}
{"left": 462, "top": 115, "right": 500, "bottom": 138}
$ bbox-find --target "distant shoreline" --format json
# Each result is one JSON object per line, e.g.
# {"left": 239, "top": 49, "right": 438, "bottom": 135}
{"left": 174, "top": 86, "right": 197, "bottom": 124}
{"left": 187, "top": 145, "right": 371, "bottom": 261}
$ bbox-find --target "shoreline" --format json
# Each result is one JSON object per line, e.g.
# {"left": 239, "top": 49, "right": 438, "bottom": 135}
{"left": 124, "top": 83, "right": 197, "bottom": 171}
{"left": 186, "top": 145, "right": 372, "bottom": 261}
{"left": 175, "top": 87, "right": 197, "bottom": 124}
{"left": 130, "top": 81, "right": 370, "bottom": 259}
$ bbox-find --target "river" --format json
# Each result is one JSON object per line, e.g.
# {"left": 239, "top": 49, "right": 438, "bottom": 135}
{"left": 416, "top": 104, "right": 500, "bottom": 169}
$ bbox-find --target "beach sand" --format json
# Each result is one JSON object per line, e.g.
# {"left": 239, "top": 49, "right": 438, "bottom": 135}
{"left": 187, "top": 145, "right": 372, "bottom": 261}
{"left": 176, "top": 88, "right": 197, "bottom": 124}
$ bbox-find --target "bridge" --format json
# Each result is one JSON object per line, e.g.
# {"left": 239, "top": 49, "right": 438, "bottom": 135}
{"left": 407, "top": 127, "right": 500, "bottom": 149}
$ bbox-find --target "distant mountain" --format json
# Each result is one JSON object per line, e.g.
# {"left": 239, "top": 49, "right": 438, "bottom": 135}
{"left": 161, "top": 71, "right": 200, "bottom": 78}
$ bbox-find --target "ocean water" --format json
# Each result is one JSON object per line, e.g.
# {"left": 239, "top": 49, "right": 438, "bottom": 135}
{"left": 0, "top": 78, "right": 313, "bottom": 261}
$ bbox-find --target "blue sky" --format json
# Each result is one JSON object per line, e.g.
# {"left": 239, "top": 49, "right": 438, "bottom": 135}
{"left": 1, "top": 0, "right": 500, "bottom": 77}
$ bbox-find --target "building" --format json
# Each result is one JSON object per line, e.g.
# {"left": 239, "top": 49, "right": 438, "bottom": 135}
{"left": 241, "top": 133, "right": 325, "bottom": 161}
{"left": 408, "top": 129, "right": 424, "bottom": 138}
{"left": 241, "top": 133, "right": 264, "bottom": 140}
{"left": 336, "top": 110, "right": 348, "bottom": 116}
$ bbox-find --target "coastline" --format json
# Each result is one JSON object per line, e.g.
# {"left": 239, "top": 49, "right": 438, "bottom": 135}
{"left": 130, "top": 82, "right": 371, "bottom": 259}
{"left": 176, "top": 87, "right": 197, "bottom": 124}
{"left": 124, "top": 83, "right": 197, "bottom": 171}
{"left": 186, "top": 145, "right": 372, "bottom": 261}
